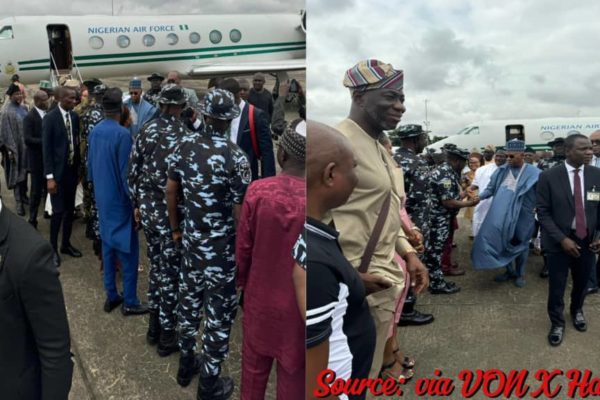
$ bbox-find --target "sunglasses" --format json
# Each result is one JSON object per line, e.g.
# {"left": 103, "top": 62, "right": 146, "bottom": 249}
{"left": 129, "top": 91, "right": 141, "bottom": 95}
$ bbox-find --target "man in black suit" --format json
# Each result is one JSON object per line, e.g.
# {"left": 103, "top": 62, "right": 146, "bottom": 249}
{"left": 42, "top": 86, "right": 82, "bottom": 267}
{"left": 24, "top": 90, "right": 49, "bottom": 229}
{"left": 537, "top": 134, "right": 600, "bottom": 346}
{"left": 0, "top": 199, "right": 73, "bottom": 399}
{"left": 220, "top": 78, "right": 275, "bottom": 181}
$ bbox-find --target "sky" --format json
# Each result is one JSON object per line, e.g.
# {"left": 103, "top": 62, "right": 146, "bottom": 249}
{"left": 0, "top": 0, "right": 303, "bottom": 17}
{"left": 307, "top": 0, "right": 600, "bottom": 137}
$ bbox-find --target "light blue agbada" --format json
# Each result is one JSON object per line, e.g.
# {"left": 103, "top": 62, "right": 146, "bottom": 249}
{"left": 124, "top": 98, "right": 157, "bottom": 138}
{"left": 471, "top": 163, "right": 540, "bottom": 269}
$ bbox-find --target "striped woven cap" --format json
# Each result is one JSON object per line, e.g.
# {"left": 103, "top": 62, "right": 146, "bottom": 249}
{"left": 343, "top": 59, "right": 404, "bottom": 92}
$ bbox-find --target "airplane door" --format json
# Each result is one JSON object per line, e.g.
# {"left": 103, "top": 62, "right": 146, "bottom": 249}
{"left": 47, "top": 25, "right": 73, "bottom": 73}
{"left": 505, "top": 124, "right": 525, "bottom": 141}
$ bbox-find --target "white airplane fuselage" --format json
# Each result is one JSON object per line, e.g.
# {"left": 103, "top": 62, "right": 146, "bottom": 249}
{"left": 0, "top": 14, "right": 306, "bottom": 86}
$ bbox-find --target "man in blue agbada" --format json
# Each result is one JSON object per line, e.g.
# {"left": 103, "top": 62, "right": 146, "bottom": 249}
{"left": 88, "top": 87, "right": 148, "bottom": 315}
{"left": 471, "top": 139, "right": 540, "bottom": 287}
{"left": 125, "top": 77, "right": 158, "bottom": 138}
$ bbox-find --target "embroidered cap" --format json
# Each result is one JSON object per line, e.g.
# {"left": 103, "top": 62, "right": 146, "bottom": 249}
{"left": 343, "top": 59, "right": 404, "bottom": 93}
{"left": 506, "top": 139, "right": 526, "bottom": 152}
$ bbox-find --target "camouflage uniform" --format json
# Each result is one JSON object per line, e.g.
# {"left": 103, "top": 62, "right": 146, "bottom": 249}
{"left": 168, "top": 89, "right": 250, "bottom": 379}
{"left": 128, "top": 98, "right": 187, "bottom": 332}
{"left": 537, "top": 154, "right": 565, "bottom": 171}
{"left": 427, "top": 161, "right": 462, "bottom": 289}
{"left": 143, "top": 88, "right": 162, "bottom": 108}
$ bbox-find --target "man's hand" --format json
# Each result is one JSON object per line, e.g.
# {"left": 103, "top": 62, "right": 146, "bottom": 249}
{"left": 590, "top": 240, "right": 600, "bottom": 254}
{"left": 561, "top": 238, "right": 581, "bottom": 258}
{"left": 406, "top": 229, "right": 424, "bottom": 253}
{"left": 404, "top": 252, "right": 429, "bottom": 294}
{"left": 470, "top": 197, "right": 480, "bottom": 206}
{"left": 134, "top": 208, "right": 141, "bottom": 230}
{"left": 47, "top": 178, "right": 57, "bottom": 195}
{"left": 358, "top": 272, "right": 393, "bottom": 295}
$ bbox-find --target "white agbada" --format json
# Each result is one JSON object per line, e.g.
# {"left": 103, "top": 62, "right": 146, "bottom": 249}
{"left": 472, "top": 162, "right": 498, "bottom": 236}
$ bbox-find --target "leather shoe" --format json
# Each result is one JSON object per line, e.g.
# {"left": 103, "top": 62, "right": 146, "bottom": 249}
{"left": 398, "top": 309, "right": 435, "bottom": 326}
{"left": 586, "top": 286, "right": 599, "bottom": 296}
{"left": 548, "top": 325, "right": 564, "bottom": 346}
{"left": 53, "top": 252, "right": 61, "bottom": 268}
{"left": 16, "top": 203, "right": 25, "bottom": 216}
{"left": 60, "top": 244, "right": 82, "bottom": 258}
{"left": 104, "top": 295, "right": 124, "bottom": 313}
{"left": 539, "top": 264, "right": 549, "bottom": 278}
{"left": 122, "top": 303, "right": 149, "bottom": 316}
{"left": 572, "top": 310, "right": 587, "bottom": 332}
{"left": 428, "top": 281, "right": 460, "bottom": 295}
{"left": 28, "top": 219, "right": 38, "bottom": 229}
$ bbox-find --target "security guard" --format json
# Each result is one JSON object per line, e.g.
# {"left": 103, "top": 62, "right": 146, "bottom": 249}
{"left": 393, "top": 124, "right": 435, "bottom": 325}
{"left": 428, "top": 144, "right": 479, "bottom": 294}
{"left": 166, "top": 89, "right": 250, "bottom": 400}
{"left": 537, "top": 137, "right": 566, "bottom": 170}
{"left": 143, "top": 72, "right": 165, "bottom": 107}
{"left": 80, "top": 83, "right": 106, "bottom": 256}
{"left": 128, "top": 84, "right": 187, "bottom": 359}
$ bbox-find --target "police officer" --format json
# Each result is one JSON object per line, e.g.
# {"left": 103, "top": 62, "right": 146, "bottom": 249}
{"left": 81, "top": 83, "right": 106, "bottom": 257}
{"left": 143, "top": 72, "right": 164, "bottom": 107}
{"left": 128, "top": 84, "right": 187, "bottom": 359}
{"left": 428, "top": 144, "right": 479, "bottom": 294}
{"left": 393, "top": 124, "right": 435, "bottom": 325}
{"left": 537, "top": 137, "right": 566, "bottom": 171}
{"left": 166, "top": 89, "right": 250, "bottom": 400}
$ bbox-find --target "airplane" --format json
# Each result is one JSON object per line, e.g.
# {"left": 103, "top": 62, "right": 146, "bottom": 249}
{"left": 0, "top": 12, "right": 306, "bottom": 87}
{"left": 426, "top": 117, "right": 600, "bottom": 152}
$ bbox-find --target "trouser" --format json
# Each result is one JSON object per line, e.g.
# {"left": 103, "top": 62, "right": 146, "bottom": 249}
{"left": 102, "top": 233, "right": 140, "bottom": 307}
{"left": 143, "top": 227, "right": 181, "bottom": 331}
{"left": 241, "top": 339, "right": 304, "bottom": 400}
{"left": 178, "top": 236, "right": 238, "bottom": 378}
{"left": 29, "top": 169, "right": 45, "bottom": 221}
{"left": 547, "top": 234, "right": 594, "bottom": 327}
{"left": 505, "top": 249, "right": 529, "bottom": 278}
{"left": 49, "top": 167, "right": 78, "bottom": 251}
{"left": 423, "top": 213, "right": 451, "bottom": 286}
{"left": 13, "top": 180, "right": 28, "bottom": 205}
{"left": 441, "top": 221, "right": 457, "bottom": 270}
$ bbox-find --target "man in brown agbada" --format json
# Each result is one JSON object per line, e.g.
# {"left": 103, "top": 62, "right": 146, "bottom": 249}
{"left": 328, "top": 59, "right": 429, "bottom": 380}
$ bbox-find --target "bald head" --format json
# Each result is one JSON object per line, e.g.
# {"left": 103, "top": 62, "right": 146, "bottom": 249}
{"left": 167, "top": 71, "right": 181, "bottom": 85}
{"left": 307, "top": 120, "right": 358, "bottom": 218}
{"left": 33, "top": 90, "right": 49, "bottom": 110}
{"left": 590, "top": 129, "right": 600, "bottom": 156}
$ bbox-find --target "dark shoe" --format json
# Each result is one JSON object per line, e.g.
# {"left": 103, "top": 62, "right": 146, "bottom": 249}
{"left": 539, "top": 264, "right": 549, "bottom": 278}
{"left": 398, "top": 309, "right": 434, "bottom": 326}
{"left": 197, "top": 375, "right": 234, "bottom": 400}
{"left": 16, "top": 203, "right": 25, "bottom": 216}
{"left": 43, "top": 211, "right": 51, "bottom": 219}
{"left": 428, "top": 281, "right": 460, "bottom": 295}
{"left": 572, "top": 310, "right": 587, "bottom": 332}
{"left": 586, "top": 286, "right": 599, "bottom": 295}
{"left": 60, "top": 244, "right": 82, "bottom": 258}
{"left": 22, "top": 195, "right": 30, "bottom": 205}
{"left": 104, "top": 295, "right": 124, "bottom": 313}
{"left": 28, "top": 219, "right": 38, "bottom": 229}
{"left": 177, "top": 354, "right": 201, "bottom": 387}
{"left": 494, "top": 271, "right": 516, "bottom": 282}
{"left": 548, "top": 325, "right": 564, "bottom": 346}
{"left": 146, "top": 310, "right": 160, "bottom": 345}
{"left": 121, "top": 303, "right": 149, "bottom": 316}
{"left": 157, "top": 329, "right": 179, "bottom": 357}
{"left": 53, "top": 252, "right": 61, "bottom": 268}
{"left": 443, "top": 266, "right": 466, "bottom": 276}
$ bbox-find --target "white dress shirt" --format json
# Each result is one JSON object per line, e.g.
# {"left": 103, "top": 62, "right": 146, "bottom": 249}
{"left": 34, "top": 106, "right": 46, "bottom": 120}
{"left": 230, "top": 99, "right": 246, "bottom": 145}
{"left": 565, "top": 161, "right": 586, "bottom": 228}
{"left": 591, "top": 155, "right": 600, "bottom": 167}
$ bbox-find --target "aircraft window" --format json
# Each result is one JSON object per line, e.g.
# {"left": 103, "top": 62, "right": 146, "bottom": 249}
{"left": 117, "top": 35, "right": 130, "bottom": 48}
{"left": 0, "top": 25, "right": 14, "bottom": 40}
{"left": 209, "top": 30, "right": 222, "bottom": 44}
{"left": 89, "top": 35, "right": 104, "bottom": 49}
{"left": 143, "top": 34, "right": 155, "bottom": 47}
{"left": 167, "top": 33, "right": 178, "bottom": 45}
{"left": 229, "top": 29, "right": 242, "bottom": 43}
{"left": 189, "top": 32, "right": 201, "bottom": 44}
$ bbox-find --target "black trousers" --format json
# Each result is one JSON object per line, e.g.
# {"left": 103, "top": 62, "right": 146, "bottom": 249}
{"left": 29, "top": 167, "right": 45, "bottom": 221}
{"left": 547, "top": 233, "right": 594, "bottom": 327}
{"left": 49, "top": 165, "right": 78, "bottom": 251}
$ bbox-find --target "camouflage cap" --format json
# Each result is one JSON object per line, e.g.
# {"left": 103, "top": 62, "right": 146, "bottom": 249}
{"left": 92, "top": 84, "right": 107, "bottom": 95}
{"left": 442, "top": 143, "right": 470, "bottom": 160}
{"left": 199, "top": 89, "right": 240, "bottom": 120}
{"left": 394, "top": 124, "right": 428, "bottom": 139}
{"left": 157, "top": 83, "right": 187, "bottom": 105}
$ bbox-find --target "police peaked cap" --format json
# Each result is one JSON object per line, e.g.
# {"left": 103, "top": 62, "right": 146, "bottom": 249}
{"left": 547, "top": 137, "right": 565, "bottom": 147}
{"left": 200, "top": 89, "right": 240, "bottom": 120}
{"left": 147, "top": 72, "right": 165, "bottom": 82}
{"left": 443, "top": 143, "right": 470, "bottom": 160}
{"left": 83, "top": 78, "right": 103, "bottom": 91}
{"left": 157, "top": 84, "right": 187, "bottom": 105}
{"left": 394, "top": 124, "right": 429, "bottom": 139}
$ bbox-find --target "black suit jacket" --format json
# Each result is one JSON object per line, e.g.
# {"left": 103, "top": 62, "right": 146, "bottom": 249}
{"left": 42, "top": 107, "right": 80, "bottom": 182}
{"left": 235, "top": 103, "right": 275, "bottom": 180}
{"left": 537, "top": 163, "right": 600, "bottom": 252}
{"left": 0, "top": 205, "right": 73, "bottom": 399}
{"left": 23, "top": 108, "right": 44, "bottom": 174}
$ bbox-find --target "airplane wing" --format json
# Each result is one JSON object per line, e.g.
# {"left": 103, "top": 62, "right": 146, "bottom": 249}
{"left": 188, "top": 59, "right": 305, "bottom": 77}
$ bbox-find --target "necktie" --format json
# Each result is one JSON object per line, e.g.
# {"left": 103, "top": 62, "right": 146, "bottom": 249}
{"left": 574, "top": 168, "right": 587, "bottom": 239}
{"left": 65, "top": 112, "right": 74, "bottom": 164}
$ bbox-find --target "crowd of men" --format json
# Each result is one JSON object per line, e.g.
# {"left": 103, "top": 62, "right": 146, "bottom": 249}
{"left": 306, "top": 58, "right": 600, "bottom": 400}
{"left": 0, "top": 71, "right": 306, "bottom": 400}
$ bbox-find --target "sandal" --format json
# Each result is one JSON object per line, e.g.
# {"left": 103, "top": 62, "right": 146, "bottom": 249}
{"left": 393, "top": 348, "right": 416, "bottom": 369}
{"left": 380, "top": 359, "right": 415, "bottom": 383}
